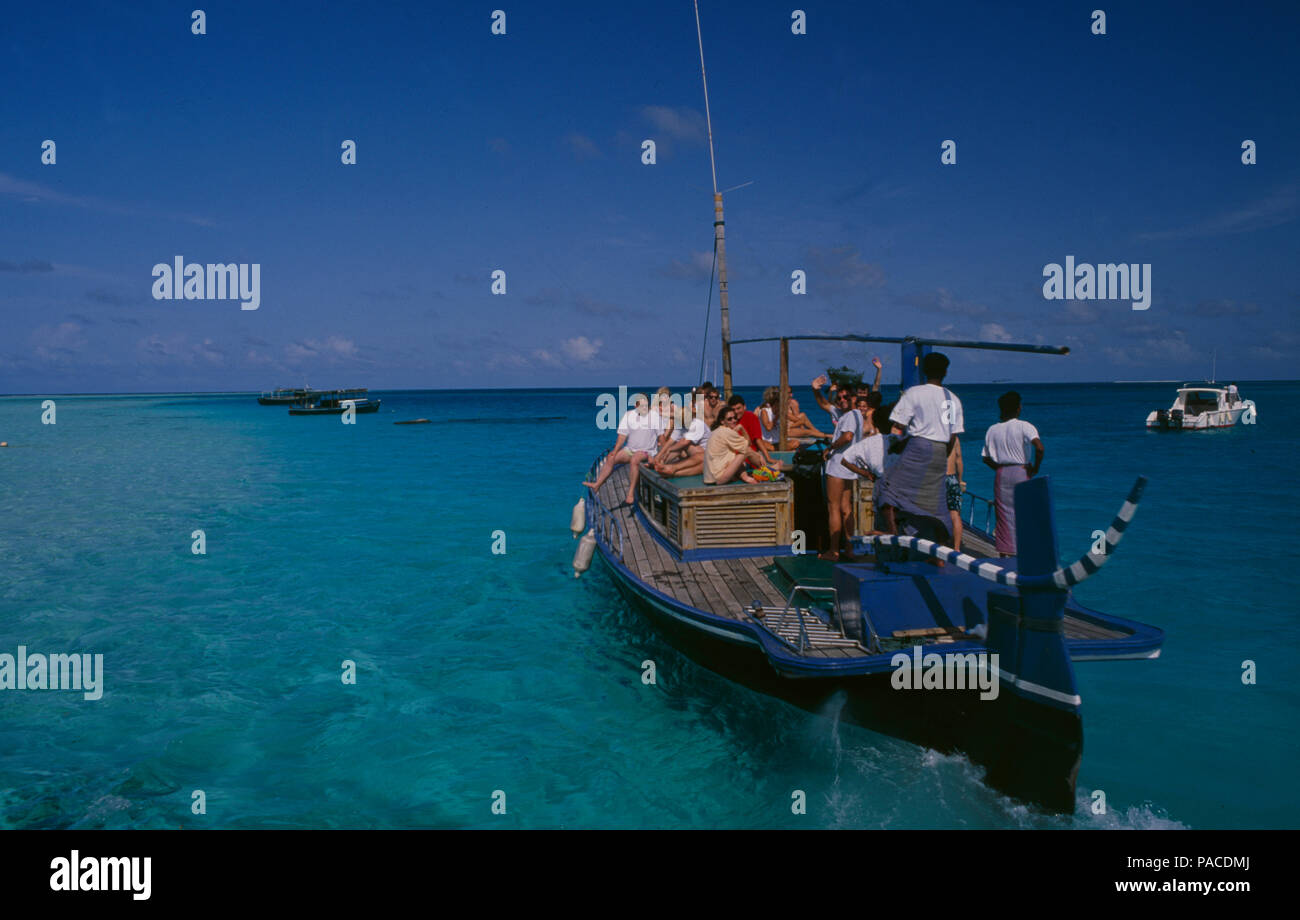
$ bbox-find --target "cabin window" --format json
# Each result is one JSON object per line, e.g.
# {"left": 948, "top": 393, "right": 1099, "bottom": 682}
{"left": 1184, "top": 392, "right": 1218, "bottom": 414}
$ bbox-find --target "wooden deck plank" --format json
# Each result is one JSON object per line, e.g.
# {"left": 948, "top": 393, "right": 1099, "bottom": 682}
{"left": 681, "top": 560, "right": 737, "bottom": 620}
{"left": 720, "top": 556, "right": 787, "bottom": 608}
{"left": 698, "top": 560, "right": 753, "bottom": 617}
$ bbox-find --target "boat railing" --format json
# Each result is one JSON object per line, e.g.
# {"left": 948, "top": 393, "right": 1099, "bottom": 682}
{"left": 962, "top": 488, "right": 995, "bottom": 535}
{"left": 584, "top": 450, "right": 626, "bottom": 564}
{"left": 771, "top": 584, "right": 879, "bottom": 654}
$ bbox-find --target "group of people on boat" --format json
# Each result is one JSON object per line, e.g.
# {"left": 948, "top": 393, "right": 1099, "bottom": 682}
{"left": 583, "top": 353, "right": 1046, "bottom": 558}
{"left": 582, "top": 384, "right": 790, "bottom": 505}
{"left": 811, "top": 352, "right": 1044, "bottom": 560}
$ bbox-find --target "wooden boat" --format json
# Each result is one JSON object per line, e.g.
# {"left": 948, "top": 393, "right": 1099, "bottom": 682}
{"left": 582, "top": 346, "right": 1163, "bottom": 812}
{"left": 287, "top": 388, "right": 380, "bottom": 415}
{"left": 574, "top": 4, "right": 1165, "bottom": 813}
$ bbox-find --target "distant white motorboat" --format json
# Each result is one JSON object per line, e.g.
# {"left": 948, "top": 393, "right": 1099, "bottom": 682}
{"left": 1145, "top": 383, "right": 1253, "bottom": 430}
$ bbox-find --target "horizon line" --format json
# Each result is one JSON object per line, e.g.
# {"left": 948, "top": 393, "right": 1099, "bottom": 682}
{"left": 0, "top": 378, "right": 1287, "bottom": 398}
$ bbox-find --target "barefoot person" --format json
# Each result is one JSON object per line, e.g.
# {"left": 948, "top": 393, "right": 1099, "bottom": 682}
{"left": 582, "top": 393, "right": 665, "bottom": 504}
{"left": 704, "top": 408, "right": 767, "bottom": 485}
{"left": 946, "top": 436, "right": 965, "bottom": 553}
{"left": 820, "top": 393, "right": 865, "bottom": 560}
{"left": 878, "top": 353, "right": 964, "bottom": 544}
{"left": 785, "top": 397, "right": 830, "bottom": 440}
{"left": 653, "top": 411, "right": 711, "bottom": 477}
{"left": 981, "top": 391, "right": 1045, "bottom": 557}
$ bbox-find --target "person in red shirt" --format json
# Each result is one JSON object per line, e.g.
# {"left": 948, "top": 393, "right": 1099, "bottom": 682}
{"left": 726, "top": 395, "right": 779, "bottom": 469}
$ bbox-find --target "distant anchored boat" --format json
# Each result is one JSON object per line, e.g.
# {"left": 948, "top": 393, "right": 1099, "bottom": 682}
{"left": 1146, "top": 383, "right": 1253, "bottom": 430}
{"left": 257, "top": 386, "right": 314, "bottom": 405}
{"left": 287, "top": 388, "right": 380, "bottom": 415}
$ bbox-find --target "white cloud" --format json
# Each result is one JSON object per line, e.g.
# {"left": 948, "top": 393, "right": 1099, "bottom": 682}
{"left": 979, "top": 322, "right": 1013, "bottom": 343}
{"left": 562, "top": 336, "right": 601, "bottom": 363}
{"left": 284, "top": 336, "right": 358, "bottom": 362}
{"left": 639, "top": 105, "right": 707, "bottom": 144}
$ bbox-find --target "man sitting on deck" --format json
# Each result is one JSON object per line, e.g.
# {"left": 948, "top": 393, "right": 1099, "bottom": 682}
{"left": 652, "top": 411, "right": 712, "bottom": 478}
{"left": 705, "top": 408, "right": 771, "bottom": 485}
{"left": 696, "top": 382, "right": 722, "bottom": 427}
{"left": 582, "top": 393, "right": 665, "bottom": 505}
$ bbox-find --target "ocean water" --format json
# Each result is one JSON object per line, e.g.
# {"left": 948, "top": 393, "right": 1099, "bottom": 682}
{"left": 0, "top": 383, "right": 1296, "bottom": 829}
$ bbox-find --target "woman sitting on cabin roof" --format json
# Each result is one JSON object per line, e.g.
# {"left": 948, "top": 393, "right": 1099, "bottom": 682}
{"left": 760, "top": 387, "right": 830, "bottom": 446}
{"left": 758, "top": 387, "right": 781, "bottom": 444}
{"left": 785, "top": 397, "right": 830, "bottom": 441}
{"left": 726, "top": 395, "right": 788, "bottom": 472}
{"left": 704, "top": 408, "right": 774, "bottom": 485}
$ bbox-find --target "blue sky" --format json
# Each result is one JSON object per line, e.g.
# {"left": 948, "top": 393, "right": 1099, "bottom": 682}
{"left": 2, "top": 0, "right": 1297, "bottom": 393}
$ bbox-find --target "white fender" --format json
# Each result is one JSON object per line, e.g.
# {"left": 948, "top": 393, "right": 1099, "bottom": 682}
{"left": 573, "top": 529, "right": 597, "bottom": 577}
{"left": 570, "top": 497, "right": 586, "bottom": 538}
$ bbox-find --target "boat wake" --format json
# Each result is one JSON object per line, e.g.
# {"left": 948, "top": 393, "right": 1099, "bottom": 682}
{"left": 813, "top": 715, "right": 1188, "bottom": 829}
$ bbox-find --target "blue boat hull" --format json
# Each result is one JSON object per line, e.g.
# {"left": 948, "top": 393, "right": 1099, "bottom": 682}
{"left": 597, "top": 543, "right": 1083, "bottom": 812}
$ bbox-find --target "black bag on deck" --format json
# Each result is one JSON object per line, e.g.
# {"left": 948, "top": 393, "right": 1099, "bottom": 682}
{"left": 790, "top": 443, "right": 830, "bottom": 553}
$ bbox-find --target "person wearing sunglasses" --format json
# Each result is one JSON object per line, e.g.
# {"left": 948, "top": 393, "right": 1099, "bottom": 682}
{"left": 694, "top": 382, "right": 722, "bottom": 427}
{"left": 704, "top": 409, "right": 768, "bottom": 485}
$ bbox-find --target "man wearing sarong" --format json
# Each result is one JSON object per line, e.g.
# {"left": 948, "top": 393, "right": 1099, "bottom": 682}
{"left": 981, "top": 391, "right": 1045, "bottom": 557}
{"left": 879, "top": 353, "right": 964, "bottom": 544}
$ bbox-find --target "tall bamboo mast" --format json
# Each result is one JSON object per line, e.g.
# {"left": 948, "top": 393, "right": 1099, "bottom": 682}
{"left": 694, "top": 0, "right": 733, "bottom": 397}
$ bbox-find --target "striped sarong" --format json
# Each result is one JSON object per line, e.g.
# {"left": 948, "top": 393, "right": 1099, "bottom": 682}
{"left": 879, "top": 437, "right": 951, "bottom": 540}
{"left": 994, "top": 464, "right": 1029, "bottom": 554}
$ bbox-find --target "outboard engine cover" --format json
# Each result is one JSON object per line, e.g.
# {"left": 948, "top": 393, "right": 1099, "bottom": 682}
{"left": 1170, "top": 408, "right": 1184, "bottom": 429}
{"left": 1155, "top": 409, "right": 1169, "bottom": 428}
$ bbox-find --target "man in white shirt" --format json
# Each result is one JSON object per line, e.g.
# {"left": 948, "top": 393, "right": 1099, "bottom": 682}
{"left": 582, "top": 393, "right": 666, "bottom": 505}
{"left": 878, "top": 352, "right": 965, "bottom": 546}
{"left": 842, "top": 404, "right": 900, "bottom": 534}
{"left": 652, "top": 415, "right": 712, "bottom": 478}
{"left": 981, "top": 391, "right": 1045, "bottom": 556}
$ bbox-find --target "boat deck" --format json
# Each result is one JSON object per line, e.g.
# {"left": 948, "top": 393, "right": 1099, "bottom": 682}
{"left": 595, "top": 463, "right": 1127, "bottom": 650}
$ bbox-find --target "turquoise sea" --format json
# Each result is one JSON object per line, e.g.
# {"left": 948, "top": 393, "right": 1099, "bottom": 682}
{"left": 1, "top": 383, "right": 1296, "bottom": 829}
